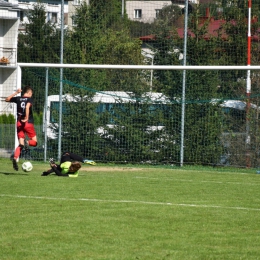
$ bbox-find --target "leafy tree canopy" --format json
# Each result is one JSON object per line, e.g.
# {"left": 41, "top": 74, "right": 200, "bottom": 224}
{"left": 18, "top": 2, "right": 60, "bottom": 63}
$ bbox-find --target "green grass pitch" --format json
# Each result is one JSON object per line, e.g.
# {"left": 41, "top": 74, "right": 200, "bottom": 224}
{"left": 1, "top": 158, "right": 260, "bottom": 260}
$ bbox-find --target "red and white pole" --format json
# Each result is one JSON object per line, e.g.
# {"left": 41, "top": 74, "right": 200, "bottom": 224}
{"left": 246, "top": 0, "right": 252, "bottom": 167}
{"left": 247, "top": 0, "right": 252, "bottom": 71}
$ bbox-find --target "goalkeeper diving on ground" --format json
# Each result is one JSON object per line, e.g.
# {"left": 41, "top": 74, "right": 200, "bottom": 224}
{"left": 42, "top": 151, "right": 96, "bottom": 177}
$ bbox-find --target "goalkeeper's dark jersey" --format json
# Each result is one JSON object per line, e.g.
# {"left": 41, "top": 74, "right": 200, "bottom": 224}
{"left": 10, "top": 96, "right": 34, "bottom": 123}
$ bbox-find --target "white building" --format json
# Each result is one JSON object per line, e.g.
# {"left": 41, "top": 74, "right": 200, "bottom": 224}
{"left": 68, "top": 1, "right": 174, "bottom": 29}
{"left": 67, "top": 0, "right": 89, "bottom": 29}
{"left": 0, "top": 0, "right": 20, "bottom": 115}
{"left": 67, "top": 0, "right": 200, "bottom": 29}
{"left": 1, "top": 0, "right": 202, "bottom": 31}
{"left": 6, "top": 0, "right": 70, "bottom": 31}
{"left": 126, "top": 0, "right": 199, "bottom": 24}
{"left": 126, "top": 1, "right": 173, "bottom": 24}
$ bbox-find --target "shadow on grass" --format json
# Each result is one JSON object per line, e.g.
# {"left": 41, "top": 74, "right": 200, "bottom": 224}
{"left": 0, "top": 171, "right": 28, "bottom": 176}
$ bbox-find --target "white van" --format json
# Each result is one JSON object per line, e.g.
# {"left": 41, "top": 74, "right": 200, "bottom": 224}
{"left": 43, "top": 91, "right": 171, "bottom": 139}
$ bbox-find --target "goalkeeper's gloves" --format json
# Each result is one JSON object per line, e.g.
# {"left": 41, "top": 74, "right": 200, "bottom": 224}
{"left": 49, "top": 158, "right": 55, "bottom": 165}
{"left": 83, "top": 159, "right": 96, "bottom": 165}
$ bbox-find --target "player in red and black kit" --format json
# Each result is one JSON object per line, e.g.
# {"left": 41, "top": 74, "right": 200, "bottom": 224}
{"left": 5, "top": 86, "right": 37, "bottom": 171}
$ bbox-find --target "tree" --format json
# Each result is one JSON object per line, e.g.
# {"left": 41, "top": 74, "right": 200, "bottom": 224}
{"left": 128, "top": 20, "right": 156, "bottom": 38}
{"left": 18, "top": 2, "right": 61, "bottom": 114}
{"left": 147, "top": 3, "right": 224, "bottom": 164}
{"left": 58, "top": 1, "right": 150, "bottom": 158}
{"left": 146, "top": 5, "right": 184, "bottom": 95}
{"left": 64, "top": 0, "right": 146, "bottom": 93}
{"left": 156, "top": 4, "right": 183, "bottom": 28}
{"left": 18, "top": 2, "right": 60, "bottom": 63}
{"left": 89, "top": 0, "right": 122, "bottom": 30}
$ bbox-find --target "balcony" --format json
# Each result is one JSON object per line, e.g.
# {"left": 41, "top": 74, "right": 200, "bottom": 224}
{"left": 0, "top": 47, "right": 17, "bottom": 67}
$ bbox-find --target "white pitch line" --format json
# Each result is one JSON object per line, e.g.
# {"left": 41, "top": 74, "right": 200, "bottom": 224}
{"left": 1, "top": 194, "right": 260, "bottom": 211}
{"left": 134, "top": 176, "right": 260, "bottom": 186}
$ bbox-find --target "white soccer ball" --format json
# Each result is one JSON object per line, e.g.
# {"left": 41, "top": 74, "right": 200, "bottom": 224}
{"left": 22, "top": 161, "right": 33, "bottom": 172}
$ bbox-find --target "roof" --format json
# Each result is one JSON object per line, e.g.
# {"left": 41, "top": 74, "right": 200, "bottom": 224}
{"left": 140, "top": 16, "right": 260, "bottom": 42}
{"left": 0, "top": 0, "right": 19, "bottom": 8}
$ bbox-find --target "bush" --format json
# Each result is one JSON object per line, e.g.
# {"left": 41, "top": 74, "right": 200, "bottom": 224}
{"left": 0, "top": 114, "right": 15, "bottom": 124}
{"left": 0, "top": 113, "right": 42, "bottom": 125}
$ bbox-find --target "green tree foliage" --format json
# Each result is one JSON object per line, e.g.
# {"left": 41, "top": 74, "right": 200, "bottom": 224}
{"left": 183, "top": 2, "right": 260, "bottom": 165}
{"left": 18, "top": 2, "right": 61, "bottom": 114}
{"left": 205, "top": 1, "right": 260, "bottom": 99}
{"left": 2, "top": 114, "right": 9, "bottom": 124}
{"left": 18, "top": 2, "right": 60, "bottom": 63}
{"left": 152, "top": 28, "right": 182, "bottom": 95}
{"left": 96, "top": 97, "right": 176, "bottom": 163}
{"left": 147, "top": 3, "right": 224, "bottom": 164}
{"left": 33, "top": 112, "right": 43, "bottom": 125}
{"left": 65, "top": 1, "right": 144, "bottom": 91}
{"left": 52, "top": 97, "right": 101, "bottom": 157}
{"left": 7, "top": 114, "right": 15, "bottom": 124}
{"left": 0, "top": 112, "right": 40, "bottom": 125}
{"left": 55, "top": 1, "right": 150, "bottom": 158}
{"left": 0, "top": 114, "right": 15, "bottom": 124}
{"left": 97, "top": 28, "right": 144, "bottom": 92}
{"left": 128, "top": 20, "right": 155, "bottom": 38}
{"left": 156, "top": 4, "right": 183, "bottom": 28}
{"left": 142, "top": 5, "right": 184, "bottom": 96}
{"left": 89, "top": 0, "right": 122, "bottom": 29}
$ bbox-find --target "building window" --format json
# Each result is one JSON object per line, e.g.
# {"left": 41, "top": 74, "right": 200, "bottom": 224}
{"left": 73, "top": 0, "right": 81, "bottom": 5}
{"left": 47, "top": 12, "right": 57, "bottom": 23}
{"left": 72, "top": 15, "right": 77, "bottom": 26}
{"left": 19, "top": 11, "right": 24, "bottom": 21}
{"left": 155, "top": 9, "right": 161, "bottom": 18}
{"left": 134, "top": 9, "right": 142, "bottom": 19}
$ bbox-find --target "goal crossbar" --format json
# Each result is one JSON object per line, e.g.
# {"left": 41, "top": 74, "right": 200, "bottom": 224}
{"left": 17, "top": 63, "right": 260, "bottom": 70}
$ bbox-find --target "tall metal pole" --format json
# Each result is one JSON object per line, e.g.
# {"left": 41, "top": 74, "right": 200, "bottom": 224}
{"left": 15, "top": 66, "right": 22, "bottom": 154}
{"left": 180, "top": 0, "right": 189, "bottom": 167}
{"left": 122, "top": 0, "right": 124, "bottom": 18}
{"left": 150, "top": 56, "right": 153, "bottom": 92}
{"left": 246, "top": 0, "right": 252, "bottom": 167}
{"left": 58, "top": 0, "right": 64, "bottom": 160}
{"left": 44, "top": 67, "right": 49, "bottom": 162}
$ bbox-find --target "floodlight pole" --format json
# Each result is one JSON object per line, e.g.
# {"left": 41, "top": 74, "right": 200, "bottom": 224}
{"left": 58, "top": 0, "right": 64, "bottom": 160}
{"left": 246, "top": 0, "right": 252, "bottom": 168}
{"left": 180, "top": 0, "right": 189, "bottom": 167}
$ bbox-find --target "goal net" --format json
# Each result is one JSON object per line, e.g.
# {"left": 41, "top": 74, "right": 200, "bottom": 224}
{"left": 7, "top": 64, "right": 260, "bottom": 168}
